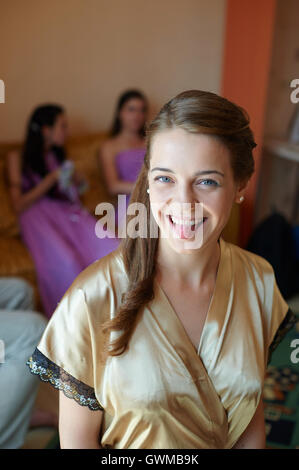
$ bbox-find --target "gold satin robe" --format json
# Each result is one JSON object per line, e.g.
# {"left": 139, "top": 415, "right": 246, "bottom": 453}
{"left": 26, "top": 236, "right": 297, "bottom": 448}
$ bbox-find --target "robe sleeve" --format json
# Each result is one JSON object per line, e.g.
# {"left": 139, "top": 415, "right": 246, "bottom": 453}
{"left": 263, "top": 262, "right": 298, "bottom": 366}
{"left": 26, "top": 284, "right": 104, "bottom": 411}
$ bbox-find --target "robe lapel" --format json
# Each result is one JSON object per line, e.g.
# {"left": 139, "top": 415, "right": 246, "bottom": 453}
{"left": 152, "top": 237, "right": 232, "bottom": 359}
{"left": 147, "top": 237, "right": 232, "bottom": 442}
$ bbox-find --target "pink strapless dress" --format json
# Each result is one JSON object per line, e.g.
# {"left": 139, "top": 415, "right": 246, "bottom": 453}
{"left": 114, "top": 147, "right": 146, "bottom": 226}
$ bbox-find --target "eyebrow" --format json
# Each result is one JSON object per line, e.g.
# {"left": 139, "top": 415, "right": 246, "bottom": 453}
{"left": 150, "top": 167, "right": 225, "bottom": 177}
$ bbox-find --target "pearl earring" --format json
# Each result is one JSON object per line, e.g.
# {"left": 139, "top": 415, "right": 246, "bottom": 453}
{"left": 146, "top": 188, "right": 150, "bottom": 194}
{"left": 239, "top": 196, "right": 244, "bottom": 202}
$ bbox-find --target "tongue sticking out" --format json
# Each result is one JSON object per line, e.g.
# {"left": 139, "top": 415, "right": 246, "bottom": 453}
{"left": 174, "top": 223, "right": 194, "bottom": 239}
{"left": 170, "top": 217, "right": 204, "bottom": 239}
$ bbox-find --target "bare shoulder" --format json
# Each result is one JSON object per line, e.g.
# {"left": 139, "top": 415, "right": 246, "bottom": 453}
{"left": 100, "top": 137, "right": 119, "bottom": 154}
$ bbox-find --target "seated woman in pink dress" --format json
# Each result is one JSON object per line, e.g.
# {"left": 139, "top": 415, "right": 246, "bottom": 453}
{"left": 6, "top": 104, "right": 119, "bottom": 319}
{"left": 98, "top": 89, "right": 148, "bottom": 228}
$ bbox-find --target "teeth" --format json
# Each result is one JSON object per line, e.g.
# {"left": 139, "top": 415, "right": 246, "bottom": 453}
{"left": 169, "top": 215, "right": 204, "bottom": 226}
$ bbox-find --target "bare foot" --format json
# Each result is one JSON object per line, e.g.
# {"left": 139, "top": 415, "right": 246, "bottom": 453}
{"left": 29, "top": 408, "right": 58, "bottom": 429}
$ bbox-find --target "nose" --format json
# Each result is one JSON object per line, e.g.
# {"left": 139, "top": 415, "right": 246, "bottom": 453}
{"left": 174, "top": 181, "right": 198, "bottom": 203}
{"left": 170, "top": 182, "right": 201, "bottom": 216}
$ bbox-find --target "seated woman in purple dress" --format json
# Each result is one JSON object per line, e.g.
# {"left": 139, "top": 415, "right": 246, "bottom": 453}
{"left": 98, "top": 89, "right": 148, "bottom": 228}
{"left": 6, "top": 104, "right": 119, "bottom": 319}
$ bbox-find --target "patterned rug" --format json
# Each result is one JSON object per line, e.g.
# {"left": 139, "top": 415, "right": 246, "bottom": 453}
{"left": 263, "top": 296, "right": 299, "bottom": 449}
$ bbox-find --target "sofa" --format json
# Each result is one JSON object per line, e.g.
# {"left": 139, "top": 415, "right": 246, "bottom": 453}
{"left": 0, "top": 132, "right": 240, "bottom": 314}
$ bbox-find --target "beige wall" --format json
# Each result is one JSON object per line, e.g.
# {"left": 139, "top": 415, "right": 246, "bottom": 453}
{"left": 0, "top": 0, "right": 226, "bottom": 142}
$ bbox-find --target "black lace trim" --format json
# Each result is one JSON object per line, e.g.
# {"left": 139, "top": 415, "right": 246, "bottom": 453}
{"left": 26, "top": 347, "right": 104, "bottom": 411}
{"left": 267, "top": 307, "right": 298, "bottom": 365}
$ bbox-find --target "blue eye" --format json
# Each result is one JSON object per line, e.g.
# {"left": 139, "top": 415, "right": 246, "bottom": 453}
{"left": 199, "top": 179, "right": 219, "bottom": 186}
{"left": 154, "top": 176, "right": 172, "bottom": 183}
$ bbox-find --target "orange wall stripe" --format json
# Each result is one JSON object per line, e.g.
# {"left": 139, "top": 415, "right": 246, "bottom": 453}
{"left": 221, "top": 0, "right": 277, "bottom": 247}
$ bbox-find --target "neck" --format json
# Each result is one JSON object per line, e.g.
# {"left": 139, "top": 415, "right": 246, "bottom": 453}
{"left": 119, "top": 128, "right": 142, "bottom": 141}
{"left": 156, "top": 236, "right": 221, "bottom": 289}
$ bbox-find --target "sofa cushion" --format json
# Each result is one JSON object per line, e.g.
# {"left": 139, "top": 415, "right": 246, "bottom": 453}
{"left": 0, "top": 157, "right": 20, "bottom": 237}
{"left": 0, "top": 236, "right": 35, "bottom": 277}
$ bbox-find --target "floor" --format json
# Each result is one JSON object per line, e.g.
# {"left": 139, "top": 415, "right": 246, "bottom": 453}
{"left": 263, "top": 293, "right": 299, "bottom": 449}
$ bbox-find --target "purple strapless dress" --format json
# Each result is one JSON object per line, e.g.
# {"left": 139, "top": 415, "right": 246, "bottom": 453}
{"left": 114, "top": 147, "right": 146, "bottom": 226}
{"left": 18, "top": 151, "right": 120, "bottom": 318}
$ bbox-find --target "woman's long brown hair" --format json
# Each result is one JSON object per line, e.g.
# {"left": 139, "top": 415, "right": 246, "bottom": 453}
{"left": 100, "top": 89, "right": 256, "bottom": 360}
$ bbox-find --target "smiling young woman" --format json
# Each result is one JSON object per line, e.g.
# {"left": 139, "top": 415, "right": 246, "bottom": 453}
{"left": 26, "top": 90, "right": 297, "bottom": 449}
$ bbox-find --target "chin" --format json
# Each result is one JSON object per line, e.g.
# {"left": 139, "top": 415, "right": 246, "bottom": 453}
{"left": 167, "top": 235, "right": 207, "bottom": 253}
